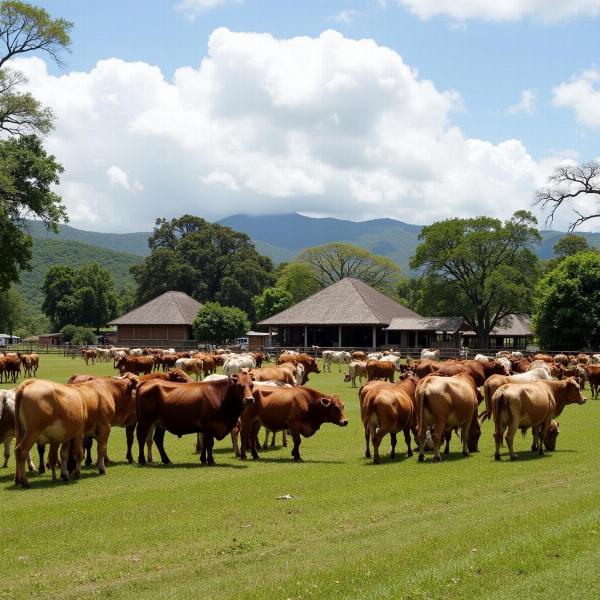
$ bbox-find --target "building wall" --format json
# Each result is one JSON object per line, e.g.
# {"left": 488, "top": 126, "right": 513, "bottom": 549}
{"left": 116, "top": 324, "right": 192, "bottom": 344}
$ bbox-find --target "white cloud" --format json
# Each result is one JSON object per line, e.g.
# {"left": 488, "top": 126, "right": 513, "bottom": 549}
{"left": 13, "top": 29, "right": 571, "bottom": 232}
{"left": 328, "top": 10, "right": 361, "bottom": 24}
{"left": 392, "top": 0, "right": 600, "bottom": 21}
{"left": 553, "top": 69, "right": 600, "bottom": 127}
{"left": 507, "top": 89, "right": 536, "bottom": 114}
{"left": 175, "top": 0, "right": 242, "bottom": 18}
{"left": 106, "top": 165, "right": 144, "bottom": 193}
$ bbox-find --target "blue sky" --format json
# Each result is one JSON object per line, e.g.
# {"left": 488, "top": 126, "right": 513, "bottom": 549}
{"left": 22, "top": 1, "right": 600, "bottom": 231}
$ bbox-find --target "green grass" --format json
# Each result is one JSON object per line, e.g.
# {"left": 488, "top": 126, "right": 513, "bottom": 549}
{"left": 1, "top": 356, "right": 599, "bottom": 599}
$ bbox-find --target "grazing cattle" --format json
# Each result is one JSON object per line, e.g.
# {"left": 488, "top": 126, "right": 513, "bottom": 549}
{"left": 322, "top": 351, "right": 351, "bottom": 372}
{"left": 585, "top": 364, "right": 600, "bottom": 399}
{"left": 250, "top": 367, "right": 296, "bottom": 386}
{"left": 135, "top": 372, "right": 255, "bottom": 466}
{"left": 81, "top": 348, "right": 97, "bottom": 365}
{"left": 533, "top": 354, "right": 554, "bottom": 364}
{"left": 493, "top": 378, "right": 585, "bottom": 461}
{"left": 416, "top": 373, "right": 479, "bottom": 462}
{"left": 363, "top": 375, "right": 418, "bottom": 463}
{"left": 0, "top": 389, "right": 36, "bottom": 471}
{"left": 557, "top": 364, "right": 587, "bottom": 389}
{"left": 474, "top": 354, "right": 493, "bottom": 363}
{"left": 482, "top": 368, "right": 552, "bottom": 421}
{"left": 277, "top": 354, "right": 320, "bottom": 384}
{"left": 344, "top": 361, "right": 368, "bottom": 387}
{"left": 421, "top": 348, "right": 440, "bottom": 361}
{"left": 239, "top": 385, "right": 347, "bottom": 462}
{"left": 193, "top": 353, "right": 216, "bottom": 376}
{"left": 414, "top": 358, "right": 443, "bottom": 379}
{"left": 366, "top": 359, "right": 395, "bottom": 383}
{"left": 115, "top": 355, "right": 154, "bottom": 376}
{"left": 554, "top": 354, "right": 569, "bottom": 366}
{"left": 577, "top": 353, "right": 590, "bottom": 365}
{"left": 367, "top": 352, "right": 384, "bottom": 360}
{"left": 352, "top": 351, "right": 366, "bottom": 361}
{"left": 511, "top": 358, "right": 531, "bottom": 373}
{"left": 435, "top": 359, "right": 509, "bottom": 387}
{"left": 223, "top": 355, "right": 256, "bottom": 376}
{"left": 175, "top": 358, "right": 204, "bottom": 381}
{"left": 379, "top": 355, "right": 402, "bottom": 371}
{"left": 2, "top": 355, "right": 21, "bottom": 383}
{"left": 543, "top": 420, "right": 560, "bottom": 451}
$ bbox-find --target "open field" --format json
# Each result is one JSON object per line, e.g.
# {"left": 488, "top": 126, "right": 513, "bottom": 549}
{"left": 1, "top": 355, "right": 600, "bottom": 599}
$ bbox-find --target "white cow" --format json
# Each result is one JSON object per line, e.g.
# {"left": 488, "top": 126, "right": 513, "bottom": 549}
{"left": 223, "top": 355, "right": 256, "bottom": 376}
{"left": 344, "top": 361, "right": 367, "bottom": 387}
{"left": 379, "top": 355, "right": 402, "bottom": 371}
{"left": 175, "top": 357, "right": 204, "bottom": 381}
{"left": 322, "top": 350, "right": 351, "bottom": 372}
{"left": 367, "top": 352, "right": 384, "bottom": 360}
{"left": 130, "top": 348, "right": 143, "bottom": 356}
{"left": 496, "top": 357, "right": 512, "bottom": 374}
{"left": 591, "top": 354, "right": 600, "bottom": 365}
{"left": 527, "top": 360, "right": 553, "bottom": 376}
{"left": 420, "top": 348, "right": 440, "bottom": 360}
{"left": 474, "top": 354, "right": 494, "bottom": 363}
{"left": 0, "top": 389, "right": 36, "bottom": 471}
{"left": 510, "top": 351, "right": 524, "bottom": 360}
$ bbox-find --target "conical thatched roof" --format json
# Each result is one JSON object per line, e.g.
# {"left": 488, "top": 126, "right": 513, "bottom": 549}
{"left": 109, "top": 291, "right": 202, "bottom": 326}
{"left": 258, "top": 278, "right": 419, "bottom": 326}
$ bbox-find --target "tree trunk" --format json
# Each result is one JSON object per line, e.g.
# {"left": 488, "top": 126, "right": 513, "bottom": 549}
{"left": 476, "top": 330, "right": 490, "bottom": 349}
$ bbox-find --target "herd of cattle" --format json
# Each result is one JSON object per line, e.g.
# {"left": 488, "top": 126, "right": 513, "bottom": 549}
{"left": 0, "top": 345, "right": 594, "bottom": 488}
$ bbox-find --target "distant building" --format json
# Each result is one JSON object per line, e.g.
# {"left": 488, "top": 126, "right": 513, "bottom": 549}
{"left": 109, "top": 291, "right": 202, "bottom": 348}
{"left": 38, "top": 333, "right": 62, "bottom": 347}
{"left": 0, "top": 333, "right": 20, "bottom": 347}
{"left": 461, "top": 314, "right": 533, "bottom": 350}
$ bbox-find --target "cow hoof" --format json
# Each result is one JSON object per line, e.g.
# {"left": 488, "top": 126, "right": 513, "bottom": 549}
{"left": 283, "top": 443, "right": 288, "bottom": 448}
{"left": 530, "top": 444, "right": 537, "bottom": 452}
{"left": 407, "top": 450, "right": 413, "bottom": 458}
{"left": 27, "top": 466, "right": 37, "bottom": 473}
{"left": 61, "top": 474, "right": 69, "bottom": 482}
{"left": 240, "top": 454, "right": 247, "bottom": 461}
{"left": 373, "top": 457, "right": 380, "bottom": 464}
{"left": 126, "top": 457, "right": 134, "bottom": 464}
{"left": 494, "top": 453, "right": 501, "bottom": 461}
{"left": 21, "top": 481, "right": 31, "bottom": 489}
{"left": 462, "top": 450, "right": 470, "bottom": 457}
{"left": 365, "top": 450, "right": 371, "bottom": 459}
{"left": 137, "top": 459, "right": 147, "bottom": 467}
{"left": 293, "top": 456, "right": 303, "bottom": 463}
{"left": 98, "top": 469, "right": 106, "bottom": 476}
{"left": 262, "top": 444, "right": 268, "bottom": 450}
{"left": 510, "top": 454, "right": 518, "bottom": 461}
{"left": 39, "top": 466, "right": 45, "bottom": 475}
{"left": 85, "top": 459, "right": 92, "bottom": 467}
{"left": 434, "top": 455, "right": 441, "bottom": 463}
{"left": 207, "top": 460, "right": 216, "bottom": 467}
{"left": 418, "top": 454, "right": 425, "bottom": 462}
{"left": 390, "top": 452, "right": 396, "bottom": 460}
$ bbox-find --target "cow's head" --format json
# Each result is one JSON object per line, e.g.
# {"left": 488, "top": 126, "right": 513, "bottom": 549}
{"left": 317, "top": 395, "right": 348, "bottom": 427}
{"left": 564, "top": 377, "right": 586, "bottom": 405}
{"left": 307, "top": 358, "right": 321, "bottom": 374}
{"left": 467, "top": 414, "right": 482, "bottom": 453}
{"left": 168, "top": 369, "right": 193, "bottom": 383}
{"left": 343, "top": 374, "right": 351, "bottom": 382}
{"left": 230, "top": 370, "right": 255, "bottom": 406}
{"left": 491, "top": 360, "right": 510, "bottom": 376}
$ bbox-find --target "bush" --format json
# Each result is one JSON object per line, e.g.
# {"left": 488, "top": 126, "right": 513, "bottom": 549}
{"left": 60, "top": 324, "right": 77, "bottom": 342}
{"left": 193, "top": 302, "right": 249, "bottom": 344}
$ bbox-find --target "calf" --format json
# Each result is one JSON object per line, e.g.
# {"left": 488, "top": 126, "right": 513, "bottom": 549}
{"left": 0, "top": 389, "right": 35, "bottom": 471}
{"left": 344, "top": 361, "right": 367, "bottom": 387}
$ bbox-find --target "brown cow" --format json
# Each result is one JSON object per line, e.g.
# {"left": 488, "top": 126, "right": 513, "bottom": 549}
{"left": 585, "top": 364, "right": 600, "bottom": 398}
{"left": 434, "top": 359, "right": 509, "bottom": 387}
{"left": 250, "top": 367, "right": 296, "bottom": 386}
{"left": 115, "top": 355, "right": 154, "bottom": 375}
{"left": 414, "top": 358, "right": 443, "bottom": 379}
{"left": 533, "top": 353, "right": 554, "bottom": 364}
{"left": 193, "top": 353, "right": 217, "bottom": 376}
{"left": 2, "top": 354, "right": 21, "bottom": 383}
{"left": 239, "top": 386, "right": 348, "bottom": 462}
{"left": 276, "top": 353, "right": 320, "bottom": 384}
{"left": 416, "top": 373, "right": 479, "bottom": 462}
{"left": 493, "top": 378, "right": 585, "bottom": 461}
{"left": 352, "top": 351, "right": 366, "bottom": 361}
{"left": 135, "top": 372, "right": 255, "bottom": 466}
{"left": 366, "top": 360, "right": 395, "bottom": 382}
{"left": 557, "top": 364, "right": 587, "bottom": 389}
{"left": 510, "top": 358, "right": 531, "bottom": 373}
{"left": 362, "top": 375, "right": 417, "bottom": 463}
{"left": 577, "top": 353, "right": 590, "bottom": 365}
{"left": 554, "top": 354, "right": 569, "bottom": 366}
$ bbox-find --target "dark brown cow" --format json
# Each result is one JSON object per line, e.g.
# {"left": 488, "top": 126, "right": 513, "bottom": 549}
{"left": 135, "top": 372, "right": 255, "bottom": 466}
{"left": 193, "top": 353, "right": 217, "bottom": 376}
{"left": 493, "top": 378, "right": 585, "bottom": 461}
{"left": 115, "top": 355, "right": 154, "bottom": 375}
{"left": 434, "top": 359, "right": 509, "bottom": 387}
{"left": 362, "top": 375, "right": 417, "bottom": 463}
{"left": 239, "top": 386, "right": 348, "bottom": 462}
{"left": 557, "top": 364, "right": 587, "bottom": 389}
{"left": 511, "top": 358, "right": 532, "bottom": 373}
{"left": 416, "top": 373, "right": 479, "bottom": 462}
{"left": 585, "top": 364, "right": 600, "bottom": 398}
{"left": 2, "top": 355, "right": 21, "bottom": 383}
{"left": 366, "top": 360, "right": 395, "bottom": 382}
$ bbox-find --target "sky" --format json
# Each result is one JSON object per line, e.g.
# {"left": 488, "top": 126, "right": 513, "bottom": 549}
{"left": 16, "top": 0, "right": 600, "bottom": 232}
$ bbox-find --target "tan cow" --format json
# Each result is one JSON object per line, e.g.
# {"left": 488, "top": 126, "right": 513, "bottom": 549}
{"left": 415, "top": 373, "right": 478, "bottom": 462}
{"left": 344, "top": 361, "right": 368, "bottom": 387}
{"left": 492, "top": 378, "right": 585, "bottom": 461}
{"left": 250, "top": 367, "right": 296, "bottom": 386}
{"left": 175, "top": 358, "right": 204, "bottom": 381}
{"left": 362, "top": 375, "right": 418, "bottom": 463}
{"left": 366, "top": 359, "right": 395, "bottom": 382}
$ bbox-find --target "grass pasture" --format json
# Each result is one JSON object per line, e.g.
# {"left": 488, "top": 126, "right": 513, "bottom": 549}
{"left": 1, "top": 355, "right": 600, "bottom": 599}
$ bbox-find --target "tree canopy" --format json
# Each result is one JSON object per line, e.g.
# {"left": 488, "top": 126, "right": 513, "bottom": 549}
{"left": 296, "top": 242, "right": 401, "bottom": 294}
{"left": 533, "top": 252, "right": 600, "bottom": 350}
{"left": 42, "top": 263, "right": 118, "bottom": 331}
{"left": 192, "top": 302, "right": 250, "bottom": 344}
{"left": 410, "top": 211, "right": 541, "bottom": 347}
{"left": 275, "top": 262, "right": 321, "bottom": 303}
{"left": 0, "top": 2, "right": 71, "bottom": 290}
{"left": 253, "top": 287, "right": 293, "bottom": 322}
{"left": 131, "top": 215, "right": 275, "bottom": 319}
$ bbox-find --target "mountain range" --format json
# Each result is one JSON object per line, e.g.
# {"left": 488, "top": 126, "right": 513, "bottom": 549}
{"left": 17, "top": 214, "right": 600, "bottom": 312}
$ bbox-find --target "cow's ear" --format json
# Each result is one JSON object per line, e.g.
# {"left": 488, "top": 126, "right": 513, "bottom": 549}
{"left": 320, "top": 397, "right": 332, "bottom": 407}
{"left": 231, "top": 373, "right": 239, "bottom": 381}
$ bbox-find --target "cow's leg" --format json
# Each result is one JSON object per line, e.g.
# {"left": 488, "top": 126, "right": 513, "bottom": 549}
{"left": 371, "top": 425, "right": 384, "bottom": 464}
{"left": 460, "top": 420, "right": 470, "bottom": 457}
{"left": 71, "top": 435, "right": 84, "bottom": 479}
{"left": 250, "top": 422, "right": 261, "bottom": 460}
{"left": 505, "top": 414, "right": 518, "bottom": 461}
{"left": 538, "top": 419, "right": 551, "bottom": 456}
{"left": 96, "top": 426, "right": 111, "bottom": 475}
{"left": 37, "top": 443, "right": 46, "bottom": 474}
{"left": 282, "top": 429, "right": 288, "bottom": 447}
{"left": 204, "top": 434, "right": 215, "bottom": 466}
{"left": 15, "top": 432, "right": 38, "bottom": 488}
{"left": 2, "top": 439, "right": 9, "bottom": 468}
{"left": 531, "top": 425, "right": 540, "bottom": 452}
{"left": 153, "top": 427, "right": 171, "bottom": 465}
{"left": 26, "top": 450, "right": 36, "bottom": 472}
{"left": 390, "top": 432, "right": 397, "bottom": 460}
{"left": 270, "top": 430, "right": 277, "bottom": 448}
{"left": 443, "top": 430, "right": 451, "bottom": 454}
{"left": 364, "top": 423, "right": 372, "bottom": 459}
{"left": 417, "top": 424, "right": 427, "bottom": 462}
{"left": 432, "top": 418, "right": 445, "bottom": 462}
{"left": 262, "top": 428, "right": 270, "bottom": 449}
{"left": 84, "top": 436, "right": 93, "bottom": 466}
{"left": 239, "top": 419, "right": 250, "bottom": 460}
{"left": 403, "top": 426, "right": 413, "bottom": 457}
{"left": 290, "top": 430, "right": 303, "bottom": 462}
{"left": 125, "top": 424, "right": 135, "bottom": 464}
{"left": 231, "top": 430, "right": 240, "bottom": 457}
{"left": 146, "top": 425, "right": 155, "bottom": 463}
{"left": 58, "top": 441, "right": 70, "bottom": 482}
{"left": 494, "top": 422, "right": 504, "bottom": 461}
{"left": 136, "top": 421, "right": 150, "bottom": 465}
{"left": 195, "top": 432, "right": 203, "bottom": 453}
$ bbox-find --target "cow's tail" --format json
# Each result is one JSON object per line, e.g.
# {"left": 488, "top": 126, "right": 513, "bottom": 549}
{"left": 14, "top": 379, "right": 35, "bottom": 444}
{"left": 492, "top": 388, "right": 507, "bottom": 447}
{"left": 417, "top": 382, "right": 429, "bottom": 441}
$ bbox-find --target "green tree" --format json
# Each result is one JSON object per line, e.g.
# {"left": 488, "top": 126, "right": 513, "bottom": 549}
{"left": 0, "top": 286, "right": 23, "bottom": 336}
{"left": 60, "top": 323, "right": 76, "bottom": 342}
{"left": 42, "top": 264, "right": 77, "bottom": 329}
{"left": 0, "top": 2, "right": 71, "bottom": 290}
{"left": 72, "top": 326, "right": 95, "bottom": 345}
{"left": 276, "top": 262, "right": 321, "bottom": 303}
{"left": 553, "top": 234, "right": 591, "bottom": 260}
{"left": 296, "top": 242, "right": 401, "bottom": 293}
{"left": 253, "top": 287, "right": 293, "bottom": 322}
{"left": 410, "top": 211, "right": 541, "bottom": 347}
{"left": 193, "top": 302, "right": 250, "bottom": 344}
{"left": 132, "top": 215, "right": 274, "bottom": 319}
{"left": 396, "top": 276, "right": 422, "bottom": 311}
{"left": 533, "top": 252, "right": 600, "bottom": 350}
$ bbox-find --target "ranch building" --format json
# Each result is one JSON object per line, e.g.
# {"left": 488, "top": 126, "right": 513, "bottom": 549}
{"left": 258, "top": 277, "right": 425, "bottom": 349}
{"left": 461, "top": 314, "right": 533, "bottom": 350}
{"left": 109, "top": 290, "right": 202, "bottom": 348}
